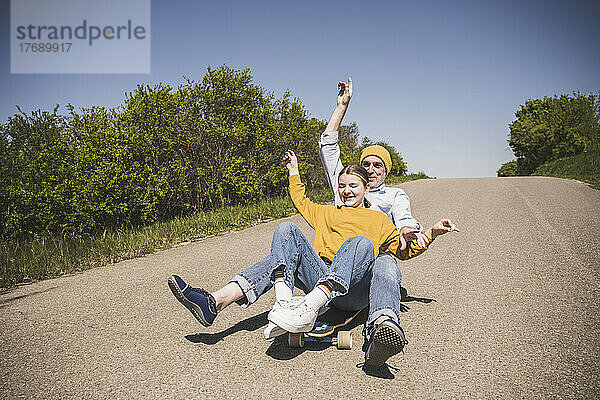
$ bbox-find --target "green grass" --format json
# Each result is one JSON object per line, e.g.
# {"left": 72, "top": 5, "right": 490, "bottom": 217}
{"left": 1, "top": 174, "right": 429, "bottom": 288}
{"left": 0, "top": 188, "right": 328, "bottom": 288}
{"left": 533, "top": 149, "right": 600, "bottom": 190}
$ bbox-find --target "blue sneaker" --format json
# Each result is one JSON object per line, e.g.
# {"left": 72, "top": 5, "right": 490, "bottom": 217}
{"left": 364, "top": 319, "right": 408, "bottom": 367}
{"left": 168, "top": 275, "right": 217, "bottom": 327}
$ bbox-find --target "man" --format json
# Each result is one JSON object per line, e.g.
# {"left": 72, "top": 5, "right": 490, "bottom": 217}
{"left": 318, "top": 77, "right": 429, "bottom": 367}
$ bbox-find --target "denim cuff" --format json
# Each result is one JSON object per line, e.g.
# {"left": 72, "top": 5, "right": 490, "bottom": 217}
{"left": 230, "top": 274, "right": 256, "bottom": 308}
{"left": 367, "top": 308, "right": 399, "bottom": 328}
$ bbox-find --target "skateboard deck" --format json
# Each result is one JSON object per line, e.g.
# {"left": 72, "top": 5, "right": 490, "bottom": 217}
{"left": 287, "top": 307, "right": 363, "bottom": 349}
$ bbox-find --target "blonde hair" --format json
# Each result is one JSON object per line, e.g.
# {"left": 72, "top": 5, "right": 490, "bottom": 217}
{"left": 338, "top": 164, "right": 371, "bottom": 208}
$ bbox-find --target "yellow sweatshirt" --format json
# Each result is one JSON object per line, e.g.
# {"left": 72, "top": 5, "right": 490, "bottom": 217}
{"left": 289, "top": 174, "right": 430, "bottom": 262}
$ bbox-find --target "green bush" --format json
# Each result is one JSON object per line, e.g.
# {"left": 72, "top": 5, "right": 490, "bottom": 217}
{"left": 497, "top": 160, "right": 520, "bottom": 177}
{"left": 0, "top": 106, "right": 74, "bottom": 238}
{"left": 0, "top": 65, "right": 408, "bottom": 241}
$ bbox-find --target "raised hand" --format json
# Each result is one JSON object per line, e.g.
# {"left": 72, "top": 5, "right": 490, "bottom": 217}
{"left": 337, "top": 77, "right": 353, "bottom": 107}
{"left": 282, "top": 150, "right": 299, "bottom": 175}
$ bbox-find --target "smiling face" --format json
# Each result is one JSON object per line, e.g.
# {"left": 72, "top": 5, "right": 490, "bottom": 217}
{"left": 338, "top": 173, "right": 368, "bottom": 207}
{"left": 361, "top": 155, "right": 387, "bottom": 188}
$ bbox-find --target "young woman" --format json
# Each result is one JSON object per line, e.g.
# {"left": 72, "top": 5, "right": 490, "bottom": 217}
{"left": 168, "top": 150, "right": 458, "bottom": 366}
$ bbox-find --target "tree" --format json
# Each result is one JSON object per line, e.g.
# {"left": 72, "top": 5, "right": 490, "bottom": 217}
{"left": 0, "top": 106, "right": 74, "bottom": 238}
{"left": 338, "top": 122, "right": 360, "bottom": 166}
{"left": 507, "top": 92, "right": 600, "bottom": 175}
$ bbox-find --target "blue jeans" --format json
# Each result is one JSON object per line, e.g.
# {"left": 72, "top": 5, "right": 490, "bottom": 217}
{"left": 231, "top": 222, "right": 402, "bottom": 330}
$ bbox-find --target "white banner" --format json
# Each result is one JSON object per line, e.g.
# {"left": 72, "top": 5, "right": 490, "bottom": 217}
{"left": 11, "top": 0, "right": 151, "bottom": 73}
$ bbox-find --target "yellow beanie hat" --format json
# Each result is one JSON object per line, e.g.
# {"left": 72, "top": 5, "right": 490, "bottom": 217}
{"left": 360, "top": 145, "right": 392, "bottom": 173}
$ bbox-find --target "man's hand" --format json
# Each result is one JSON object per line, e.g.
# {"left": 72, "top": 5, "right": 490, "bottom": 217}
{"left": 429, "top": 219, "right": 460, "bottom": 239}
{"left": 282, "top": 150, "right": 299, "bottom": 175}
{"left": 324, "top": 77, "right": 353, "bottom": 133}
{"left": 337, "top": 77, "right": 353, "bottom": 107}
{"left": 399, "top": 226, "right": 429, "bottom": 250}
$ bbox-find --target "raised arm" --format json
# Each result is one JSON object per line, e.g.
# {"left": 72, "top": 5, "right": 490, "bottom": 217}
{"left": 283, "top": 150, "right": 321, "bottom": 228}
{"left": 324, "top": 77, "right": 352, "bottom": 133}
{"left": 319, "top": 78, "right": 352, "bottom": 206}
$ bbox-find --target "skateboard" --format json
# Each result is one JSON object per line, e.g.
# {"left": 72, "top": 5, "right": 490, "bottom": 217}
{"left": 287, "top": 307, "right": 363, "bottom": 350}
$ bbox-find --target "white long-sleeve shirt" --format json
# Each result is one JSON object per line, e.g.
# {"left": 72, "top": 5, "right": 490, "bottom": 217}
{"left": 318, "top": 130, "right": 421, "bottom": 231}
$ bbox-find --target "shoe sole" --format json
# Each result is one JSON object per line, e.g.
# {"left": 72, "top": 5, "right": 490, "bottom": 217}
{"left": 168, "top": 276, "right": 211, "bottom": 327}
{"left": 264, "top": 324, "right": 287, "bottom": 340}
{"left": 365, "top": 323, "right": 406, "bottom": 367}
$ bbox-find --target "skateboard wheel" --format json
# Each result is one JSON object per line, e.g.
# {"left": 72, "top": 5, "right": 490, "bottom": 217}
{"left": 336, "top": 331, "right": 352, "bottom": 350}
{"left": 288, "top": 333, "right": 304, "bottom": 348}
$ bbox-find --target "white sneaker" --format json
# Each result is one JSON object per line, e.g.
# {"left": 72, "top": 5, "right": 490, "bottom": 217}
{"left": 263, "top": 321, "right": 286, "bottom": 340}
{"left": 263, "top": 297, "right": 303, "bottom": 340}
{"left": 273, "top": 296, "right": 329, "bottom": 315}
{"left": 264, "top": 297, "right": 330, "bottom": 339}
{"left": 267, "top": 299, "right": 318, "bottom": 333}
{"left": 273, "top": 297, "right": 303, "bottom": 311}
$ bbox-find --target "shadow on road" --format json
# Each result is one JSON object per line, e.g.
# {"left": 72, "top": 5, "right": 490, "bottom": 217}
{"left": 360, "top": 363, "right": 399, "bottom": 379}
{"left": 0, "top": 286, "right": 59, "bottom": 309}
{"left": 399, "top": 286, "right": 435, "bottom": 312}
{"left": 185, "top": 311, "right": 269, "bottom": 345}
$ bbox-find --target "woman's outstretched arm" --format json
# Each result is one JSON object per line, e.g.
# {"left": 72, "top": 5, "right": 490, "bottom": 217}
{"left": 381, "top": 218, "right": 460, "bottom": 260}
{"left": 282, "top": 150, "right": 322, "bottom": 228}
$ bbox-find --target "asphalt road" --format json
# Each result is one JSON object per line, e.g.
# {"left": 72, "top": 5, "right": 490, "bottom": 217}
{"left": 1, "top": 177, "right": 599, "bottom": 399}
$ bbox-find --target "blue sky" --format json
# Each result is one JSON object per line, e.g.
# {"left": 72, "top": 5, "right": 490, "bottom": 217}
{"left": 1, "top": 0, "right": 599, "bottom": 178}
